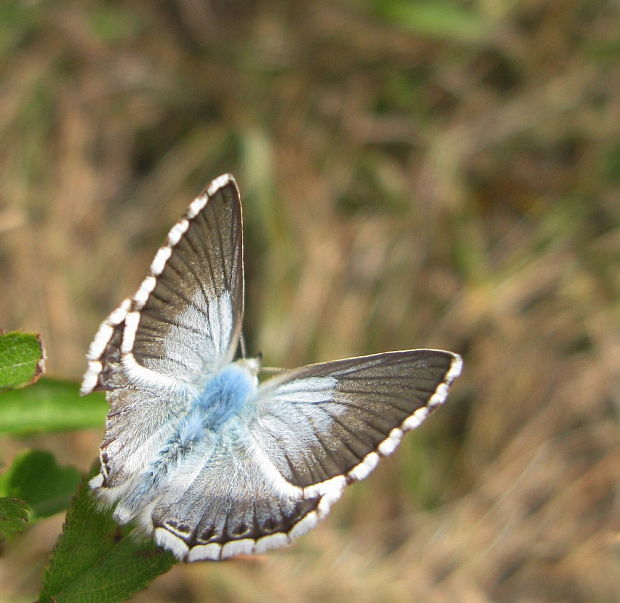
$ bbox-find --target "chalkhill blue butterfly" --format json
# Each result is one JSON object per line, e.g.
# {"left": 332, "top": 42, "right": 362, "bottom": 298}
{"left": 82, "top": 174, "right": 462, "bottom": 562}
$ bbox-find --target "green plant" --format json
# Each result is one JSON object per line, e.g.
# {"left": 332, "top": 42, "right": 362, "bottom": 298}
{"left": 0, "top": 331, "right": 175, "bottom": 601}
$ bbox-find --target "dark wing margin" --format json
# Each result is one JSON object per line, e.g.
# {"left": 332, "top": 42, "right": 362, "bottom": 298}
{"left": 249, "top": 350, "right": 462, "bottom": 497}
{"left": 81, "top": 174, "right": 244, "bottom": 394}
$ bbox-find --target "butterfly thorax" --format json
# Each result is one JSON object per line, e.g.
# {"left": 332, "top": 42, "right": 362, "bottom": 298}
{"left": 193, "top": 361, "right": 258, "bottom": 430}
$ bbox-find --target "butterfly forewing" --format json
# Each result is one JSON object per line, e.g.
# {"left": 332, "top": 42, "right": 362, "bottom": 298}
{"left": 82, "top": 174, "right": 243, "bottom": 394}
{"left": 249, "top": 350, "right": 462, "bottom": 496}
{"left": 86, "top": 306, "right": 129, "bottom": 392}
{"left": 127, "top": 177, "right": 243, "bottom": 386}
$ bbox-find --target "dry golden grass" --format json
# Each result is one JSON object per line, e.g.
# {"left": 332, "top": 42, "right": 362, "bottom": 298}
{"left": 1, "top": 1, "right": 618, "bottom": 601}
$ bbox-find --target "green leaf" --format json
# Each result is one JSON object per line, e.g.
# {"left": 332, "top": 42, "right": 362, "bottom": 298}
{"left": 0, "top": 497, "right": 31, "bottom": 541}
{"left": 0, "top": 451, "right": 81, "bottom": 519}
{"left": 40, "top": 468, "right": 176, "bottom": 602}
{"left": 377, "top": 1, "right": 490, "bottom": 42}
{"left": 0, "top": 331, "right": 45, "bottom": 389}
{"left": 0, "top": 378, "right": 107, "bottom": 434}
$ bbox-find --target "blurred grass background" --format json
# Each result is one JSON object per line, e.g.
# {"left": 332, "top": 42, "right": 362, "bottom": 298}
{"left": 0, "top": 0, "right": 619, "bottom": 601}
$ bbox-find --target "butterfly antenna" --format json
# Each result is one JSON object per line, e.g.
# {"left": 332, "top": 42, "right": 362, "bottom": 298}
{"left": 252, "top": 351, "right": 287, "bottom": 374}
{"left": 239, "top": 333, "right": 247, "bottom": 358}
{"left": 260, "top": 365, "right": 288, "bottom": 375}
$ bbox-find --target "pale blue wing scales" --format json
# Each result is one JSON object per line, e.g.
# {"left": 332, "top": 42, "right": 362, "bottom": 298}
{"left": 249, "top": 350, "right": 462, "bottom": 497}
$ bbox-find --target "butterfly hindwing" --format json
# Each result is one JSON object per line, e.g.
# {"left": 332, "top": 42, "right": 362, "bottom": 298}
{"left": 149, "top": 427, "right": 324, "bottom": 562}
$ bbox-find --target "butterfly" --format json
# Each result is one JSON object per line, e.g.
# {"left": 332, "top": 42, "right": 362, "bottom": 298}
{"left": 81, "top": 174, "right": 462, "bottom": 562}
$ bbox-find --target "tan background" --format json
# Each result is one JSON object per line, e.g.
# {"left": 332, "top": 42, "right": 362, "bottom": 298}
{"left": 0, "top": 1, "right": 618, "bottom": 601}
